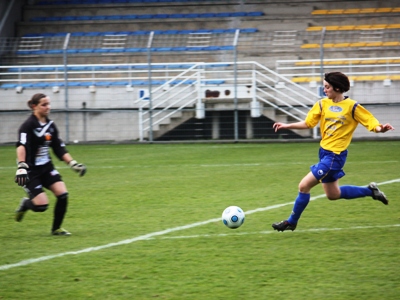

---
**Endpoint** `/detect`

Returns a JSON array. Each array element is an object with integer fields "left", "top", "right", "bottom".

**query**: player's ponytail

[{"left": 27, "top": 93, "right": 47, "bottom": 109}]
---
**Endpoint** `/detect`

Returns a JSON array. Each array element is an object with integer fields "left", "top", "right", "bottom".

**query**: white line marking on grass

[
  {"left": 1, "top": 178, "right": 399, "bottom": 271},
  {"left": 152, "top": 224, "right": 400, "bottom": 240}
]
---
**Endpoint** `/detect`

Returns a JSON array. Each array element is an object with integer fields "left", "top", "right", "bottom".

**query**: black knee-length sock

[{"left": 52, "top": 193, "right": 68, "bottom": 232}]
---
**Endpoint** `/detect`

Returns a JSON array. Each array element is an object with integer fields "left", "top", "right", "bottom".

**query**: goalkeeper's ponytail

[{"left": 27, "top": 93, "right": 47, "bottom": 109}]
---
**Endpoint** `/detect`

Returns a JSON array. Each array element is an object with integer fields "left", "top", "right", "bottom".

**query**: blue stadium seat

[
  {"left": 85, "top": 32, "right": 102, "bottom": 36},
  {"left": 60, "top": 16, "right": 76, "bottom": 21},
  {"left": 108, "top": 49, "right": 124, "bottom": 53},
  {"left": 137, "top": 14, "right": 154, "bottom": 19},
  {"left": 31, "top": 83, "right": 50, "bottom": 88},
  {"left": 203, "top": 80, "right": 225, "bottom": 85},
  {"left": 198, "top": 13, "right": 215, "bottom": 18},
  {"left": 1, "top": 83, "right": 18, "bottom": 89},
  {"left": 69, "top": 66, "right": 89, "bottom": 71},
  {"left": 215, "top": 12, "right": 231, "bottom": 17},
  {"left": 93, "top": 49, "right": 108, "bottom": 53},
  {"left": 39, "top": 67, "right": 57, "bottom": 71},
  {"left": 154, "top": 47, "right": 173, "bottom": 52},
  {"left": 125, "top": 48, "right": 146, "bottom": 52},
  {"left": 71, "top": 32, "right": 86, "bottom": 36},
  {"left": 247, "top": 11, "right": 264, "bottom": 16},
  {"left": 121, "top": 15, "right": 138, "bottom": 20},
  {"left": 229, "top": 12, "right": 246, "bottom": 17},
  {"left": 46, "top": 50, "right": 63, "bottom": 54},
  {"left": 130, "top": 30, "right": 149, "bottom": 35},
  {"left": 91, "top": 16, "right": 107, "bottom": 20},
  {"left": 110, "top": 81, "right": 130, "bottom": 86},
  {"left": 169, "top": 14, "right": 185, "bottom": 18},
  {"left": 95, "top": 81, "right": 113, "bottom": 86},
  {"left": 105, "top": 15, "right": 123, "bottom": 20},
  {"left": 75, "top": 16, "right": 91, "bottom": 20}
]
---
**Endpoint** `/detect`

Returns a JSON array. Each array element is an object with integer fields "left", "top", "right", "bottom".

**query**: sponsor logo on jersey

[{"left": 329, "top": 106, "right": 343, "bottom": 112}]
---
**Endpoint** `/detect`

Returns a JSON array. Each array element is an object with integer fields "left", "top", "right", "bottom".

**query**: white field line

[
  {"left": 1, "top": 178, "right": 399, "bottom": 271},
  {"left": 153, "top": 224, "right": 400, "bottom": 240}
]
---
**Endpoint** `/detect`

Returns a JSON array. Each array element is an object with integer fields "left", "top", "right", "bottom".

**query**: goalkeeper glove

[
  {"left": 69, "top": 160, "right": 87, "bottom": 177},
  {"left": 15, "top": 162, "right": 29, "bottom": 186}
]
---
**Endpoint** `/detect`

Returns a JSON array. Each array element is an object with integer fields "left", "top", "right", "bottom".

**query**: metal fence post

[
  {"left": 63, "top": 33, "right": 71, "bottom": 143},
  {"left": 147, "top": 31, "right": 154, "bottom": 142},
  {"left": 233, "top": 29, "right": 240, "bottom": 141}
]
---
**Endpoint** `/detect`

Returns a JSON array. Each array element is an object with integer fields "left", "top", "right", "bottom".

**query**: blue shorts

[{"left": 310, "top": 147, "right": 347, "bottom": 183}]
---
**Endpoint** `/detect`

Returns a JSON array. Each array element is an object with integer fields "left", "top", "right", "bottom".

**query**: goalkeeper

[{"left": 14, "top": 93, "right": 86, "bottom": 236}]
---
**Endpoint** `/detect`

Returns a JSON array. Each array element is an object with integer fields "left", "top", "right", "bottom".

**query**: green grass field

[{"left": 1, "top": 141, "right": 399, "bottom": 300}]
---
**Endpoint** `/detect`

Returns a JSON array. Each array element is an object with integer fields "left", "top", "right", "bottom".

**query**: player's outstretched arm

[{"left": 273, "top": 121, "right": 309, "bottom": 132}]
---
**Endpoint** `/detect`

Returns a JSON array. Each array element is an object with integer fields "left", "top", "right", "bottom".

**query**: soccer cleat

[
  {"left": 272, "top": 220, "right": 297, "bottom": 232},
  {"left": 368, "top": 182, "right": 389, "bottom": 205},
  {"left": 15, "top": 197, "right": 29, "bottom": 222},
  {"left": 52, "top": 228, "right": 71, "bottom": 236}
]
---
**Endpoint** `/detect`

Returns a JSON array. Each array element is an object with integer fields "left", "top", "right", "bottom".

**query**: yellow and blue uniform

[
  {"left": 306, "top": 97, "right": 381, "bottom": 154},
  {"left": 305, "top": 97, "right": 381, "bottom": 183}
]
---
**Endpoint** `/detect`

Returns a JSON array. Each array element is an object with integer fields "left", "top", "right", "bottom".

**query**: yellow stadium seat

[
  {"left": 294, "top": 61, "right": 313, "bottom": 66},
  {"left": 382, "top": 41, "right": 400, "bottom": 46},
  {"left": 390, "top": 75, "right": 400, "bottom": 80},
  {"left": 349, "top": 42, "right": 367, "bottom": 47},
  {"left": 360, "top": 60, "right": 377, "bottom": 64},
  {"left": 300, "top": 44, "right": 319, "bottom": 49},
  {"left": 392, "top": 7, "right": 400, "bottom": 12},
  {"left": 355, "top": 25, "right": 373, "bottom": 30},
  {"left": 370, "top": 24, "right": 388, "bottom": 29},
  {"left": 354, "top": 76, "right": 374, "bottom": 81},
  {"left": 333, "top": 43, "right": 350, "bottom": 48},
  {"left": 311, "top": 10, "right": 329, "bottom": 15},
  {"left": 365, "top": 42, "right": 383, "bottom": 47},
  {"left": 323, "top": 43, "right": 335, "bottom": 48},
  {"left": 291, "top": 77, "right": 308, "bottom": 83},
  {"left": 375, "top": 8, "right": 393, "bottom": 13},
  {"left": 338, "top": 25, "right": 356, "bottom": 30},
  {"left": 387, "top": 24, "right": 400, "bottom": 28},
  {"left": 291, "top": 77, "right": 319, "bottom": 83},
  {"left": 343, "top": 9, "right": 360, "bottom": 14},
  {"left": 376, "top": 59, "right": 394, "bottom": 64},
  {"left": 324, "top": 26, "right": 340, "bottom": 30},
  {"left": 328, "top": 9, "right": 344, "bottom": 14},
  {"left": 359, "top": 8, "right": 377, "bottom": 13},
  {"left": 373, "top": 75, "right": 389, "bottom": 81}
]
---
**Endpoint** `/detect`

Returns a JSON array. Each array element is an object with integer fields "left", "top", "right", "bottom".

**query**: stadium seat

[{"left": 1, "top": 83, "right": 18, "bottom": 89}]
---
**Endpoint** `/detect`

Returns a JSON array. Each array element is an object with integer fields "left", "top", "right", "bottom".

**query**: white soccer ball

[{"left": 222, "top": 206, "right": 245, "bottom": 229}]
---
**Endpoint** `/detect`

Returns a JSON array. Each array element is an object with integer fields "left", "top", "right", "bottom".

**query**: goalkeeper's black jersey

[{"left": 16, "top": 114, "right": 68, "bottom": 168}]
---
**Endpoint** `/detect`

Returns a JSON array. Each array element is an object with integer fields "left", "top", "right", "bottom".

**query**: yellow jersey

[{"left": 305, "top": 97, "right": 381, "bottom": 154}]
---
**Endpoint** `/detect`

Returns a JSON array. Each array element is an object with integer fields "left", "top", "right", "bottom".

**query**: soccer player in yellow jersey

[{"left": 271, "top": 72, "right": 395, "bottom": 232}]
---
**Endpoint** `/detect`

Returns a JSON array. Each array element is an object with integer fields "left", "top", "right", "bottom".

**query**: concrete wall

[{"left": 1, "top": 81, "right": 399, "bottom": 144}]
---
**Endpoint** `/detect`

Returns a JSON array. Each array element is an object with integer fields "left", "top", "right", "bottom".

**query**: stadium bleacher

[
  {"left": 23, "top": 28, "right": 258, "bottom": 37},
  {"left": 29, "top": 12, "right": 264, "bottom": 22},
  {"left": 311, "top": 7, "right": 400, "bottom": 15}
]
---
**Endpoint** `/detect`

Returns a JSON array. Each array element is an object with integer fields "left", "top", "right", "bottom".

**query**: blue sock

[
  {"left": 340, "top": 185, "right": 372, "bottom": 199},
  {"left": 287, "top": 192, "right": 310, "bottom": 224}
]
